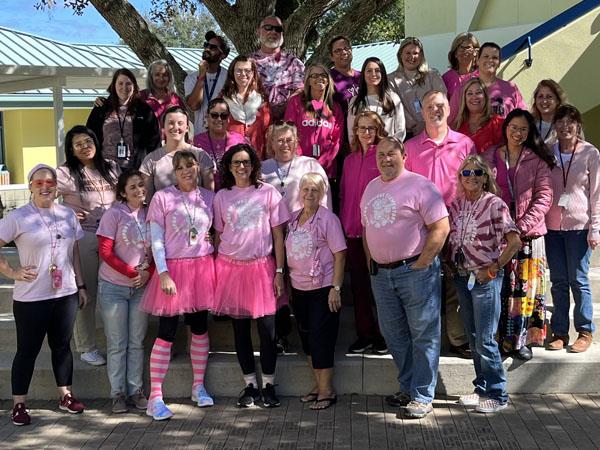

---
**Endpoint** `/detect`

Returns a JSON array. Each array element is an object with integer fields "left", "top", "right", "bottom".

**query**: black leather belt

[{"left": 376, "top": 254, "right": 420, "bottom": 269}]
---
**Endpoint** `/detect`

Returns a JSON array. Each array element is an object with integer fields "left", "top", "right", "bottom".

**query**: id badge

[
  {"left": 467, "top": 272, "right": 476, "bottom": 291},
  {"left": 51, "top": 268, "right": 63, "bottom": 290},
  {"left": 558, "top": 193, "right": 570, "bottom": 208},
  {"left": 312, "top": 144, "right": 321, "bottom": 157},
  {"left": 413, "top": 99, "right": 422, "bottom": 114},
  {"left": 117, "top": 143, "right": 128, "bottom": 159},
  {"left": 188, "top": 227, "right": 199, "bottom": 246}
]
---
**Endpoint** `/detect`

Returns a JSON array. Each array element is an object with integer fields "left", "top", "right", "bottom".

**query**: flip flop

[
  {"left": 310, "top": 396, "right": 337, "bottom": 410},
  {"left": 300, "top": 392, "right": 319, "bottom": 403}
]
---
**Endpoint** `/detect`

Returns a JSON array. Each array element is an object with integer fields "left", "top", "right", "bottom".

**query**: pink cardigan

[
  {"left": 483, "top": 146, "right": 553, "bottom": 238},
  {"left": 545, "top": 140, "right": 600, "bottom": 241}
]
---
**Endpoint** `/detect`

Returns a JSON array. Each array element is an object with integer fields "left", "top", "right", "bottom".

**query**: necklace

[
  {"left": 125, "top": 203, "right": 150, "bottom": 270},
  {"left": 32, "top": 202, "right": 61, "bottom": 274}
]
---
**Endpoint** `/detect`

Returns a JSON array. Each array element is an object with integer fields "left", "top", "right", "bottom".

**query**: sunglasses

[
  {"left": 209, "top": 112, "right": 229, "bottom": 120},
  {"left": 31, "top": 179, "right": 57, "bottom": 188},
  {"left": 461, "top": 169, "right": 484, "bottom": 177},
  {"left": 262, "top": 24, "right": 284, "bottom": 33},
  {"left": 274, "top": 120, "right": 296, "bottom": 126},
  {"left": 203, "top": 42, "right": 222, "bottom": 52}
]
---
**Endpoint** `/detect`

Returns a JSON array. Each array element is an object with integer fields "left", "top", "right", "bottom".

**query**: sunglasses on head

[
  {"left": 262, "top": 24, "right": 283, "bottom": 33},
  {"left": 461, "top": 169, "right": 484, "bottom": 177},
  {"left": 209, "top": 112, "right": 229, "bottom": 120},
  {"left": 31, "top": 179, "right": 57, "bottom": 188},
  {"left": 274, "top": 120, "right": 295, "bottom": 126},
  {"left": 203, "top": 42, "right": 222, "bottom": 52}
]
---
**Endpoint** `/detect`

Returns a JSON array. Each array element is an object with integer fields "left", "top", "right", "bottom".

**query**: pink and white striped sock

[
  {"left": 149, "top": 338, "right": 172, "bottom": 401},
  {"left": 190, "top": 333, "right": 209, "bottom": 389}
]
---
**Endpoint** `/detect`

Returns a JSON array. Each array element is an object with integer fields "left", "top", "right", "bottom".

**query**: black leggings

[
  {"left": 232, "top": 315, "right": 276, "bottom": 375},
  {"left": 157, "top": 311, "right": 208, "bottom": 342},
  {"left": 12, "top": 294, "right": 79, "bottom": 395}
]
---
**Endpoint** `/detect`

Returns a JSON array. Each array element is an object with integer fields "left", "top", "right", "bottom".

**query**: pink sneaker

[
  {"left": 59, "top": 393, "right": 85, "bottom": 414},
  {"left": 12, "top": 403, "right": 31, "bottom": 426}
]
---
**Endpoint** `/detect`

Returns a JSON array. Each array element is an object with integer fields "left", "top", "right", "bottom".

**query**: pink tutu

[
  {"left": 213, "top": 254, "right": 277, "bottom": 318},
  {"left": 140, "top": 256, "right": 215, "bottom": 317}
]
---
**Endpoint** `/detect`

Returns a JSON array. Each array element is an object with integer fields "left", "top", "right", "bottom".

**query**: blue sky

[{"left": 0, "top": 0, "right": 150, "bottom": 44}]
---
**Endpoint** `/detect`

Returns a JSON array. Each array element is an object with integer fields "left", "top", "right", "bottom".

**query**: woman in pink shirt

[
  {"left": 453, "top": 78, "right": 504, "bottom": 153},
  {"left": 442, "top": 32, "right": 480, "bottom": 101},
  {"left": 286, "top": 173, "right": 346, "bottom": 410},
  {"left": 141, "top": 151, "right": 217, "bottom": 420},
  {"left": 212, "top": 144, "right": 290, "bottom": 409},
  {"left": 57, "top": 125, "right": 121, "bottom": 367},
  {"left": 482, "top": 109, "right": 554, "bottom": 360},
  {"left": 545, "top": 105, "right": 599, "bottom": 353},
  {"left": 340, "top": 111, "right": 387, "bottom": 354},
  {"left": 139, "top": 60, "right": 186, "bottom": 121},
  {"left": 97, "top": 170, "right": 153, "bottom": 413},
  {"left": 221, "top": 56, "right": 271, "bottom": 159},
  {"left": 284, "top": 64, "right": 344, "bottom": 180},
  {"left": 531, "top": 79, "right": 568, "bottom": 145}
]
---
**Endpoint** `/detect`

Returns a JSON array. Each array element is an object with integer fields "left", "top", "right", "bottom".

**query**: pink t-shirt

[
  {"left": 213, "top": 182, "right": 290, "bottom": 260},
  {"left": 147, "top": 185, "right": 215, "bottom": 259},
  {"left": 261, "top": 155, "right": 331, "bottom": 212},
  {"left": 139, "top": 89, "right": 186, "bottom": 121},
  {"left": 361, "top": 170, "right": 448, "bottom": 263},
  {"left": 448, "top": 192, "right": 518, "bottom": 270},
  {"left": 442, "top": 69, "right": 479, "bottom": 101},
  {"left": 285, "top": 207, "right": 347, "bottom": 291},
  {"left": 96, "top": 203, "right": 152, "bottom": 287},
  {"left": 57, "top": 161, "right": 120, "bottom": 232},
  {"left": 405, "top": 129, "right": 477, "bottom": 206},
  {"left": 0, "top": 203, "right": 84, "bottom": 302}
]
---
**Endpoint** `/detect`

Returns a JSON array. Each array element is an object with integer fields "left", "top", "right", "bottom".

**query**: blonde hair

[
  {"left": 453, "top": 78, "right": 491, "bottom": 130},
  {"left": 351, "top": 111, "right": 388, "bottom": 152},
  {"left": 299, "top": 172, "right": 327, "bottom": 202},
  {"left": 302, "top": 64, "right": 335, "bottom": 118},
  {"left": 397, "top": 37, "right": 429, "bottom": 85},
  {"left": 265, "top": 122, "right": 298, "bottom": 158},
  {"left": 448, "top": 33, "right": 480, "bottom": 70},
  {"left": 456, "top": 155, "right": 498, "bottom": 197},
  {"left": 531, "top": 79, "right": 568, "bottom": 122}
]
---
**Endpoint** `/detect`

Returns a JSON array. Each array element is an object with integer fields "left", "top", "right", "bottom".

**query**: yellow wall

[
  {"left": 582, "top": 105, "right": 600, "bottom": 149},
  {"left": 478, "top": 0, "right": 577, "bottom": 29},
  {"left": 3, "top": 108, "right": 90, "bottom": 183}
]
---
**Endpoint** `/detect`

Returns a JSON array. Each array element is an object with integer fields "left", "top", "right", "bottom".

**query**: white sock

[
  {"left": 243, "top": 373, "right": 257, "bottom": 387},
  {"left": 262, "top": 373, "right": 275, "bottom": 388}
]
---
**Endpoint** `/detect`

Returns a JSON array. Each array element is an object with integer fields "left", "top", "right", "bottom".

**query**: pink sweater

[
  {"left": 483, "top": 146, "right": 553, "bottom": 238},
  {"left": 339, "top": 145, "right": 380, "bottom": 237},
  {"left": 545, "top": 140, "right": 600, "bottom": 241}
]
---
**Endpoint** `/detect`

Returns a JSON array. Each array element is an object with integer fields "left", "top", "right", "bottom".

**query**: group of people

[{"left": 0, "top": 16, "right": 598, "bottom": 426}]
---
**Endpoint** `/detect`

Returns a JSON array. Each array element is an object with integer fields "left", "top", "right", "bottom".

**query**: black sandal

[
  {"left": 300, "top": 392, "right": 319, "bottom": 403},
  {"left": 310, "top": 396, "right": 337, "bottom": 410}
]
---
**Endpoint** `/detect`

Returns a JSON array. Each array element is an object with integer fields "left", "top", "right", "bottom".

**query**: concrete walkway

[{"left": 2, "top": 394, "right": 600, "bottom": 449}]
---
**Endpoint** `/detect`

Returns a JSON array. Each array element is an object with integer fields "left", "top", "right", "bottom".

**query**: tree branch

[{"left": 284, "top": 0, "right": 341, "bottom": 57}]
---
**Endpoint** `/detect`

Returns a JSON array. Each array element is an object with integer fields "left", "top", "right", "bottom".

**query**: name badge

[{"left": 558, "top": 193, "right": 570, "bottom": 208}]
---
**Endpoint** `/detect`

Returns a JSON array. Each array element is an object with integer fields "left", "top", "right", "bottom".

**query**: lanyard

[
  {"left": 457, "top": 195, "right": 482, "bottom": 258},
  {"left": 539, "top": 121, "right": 553, "bottom": 141},
  {"left": 181, "top": 188, "right": 198, "bottom": 229},
  {"left": 204, "top": 68, "right": 221, "bottom": 104},
  {"left": 32, "top": 203, "right": 60, "bottom": 269},
  {"left": 275, "top": 157, "right": 295, "bottom": 188},
  {"left": 207, "top": 133, "right": 228, "bottom": 166},
  {"left": 125, "top": 204, "right": 149, "bottom": 263},
  {"left": 558, "top": 143, "right": 577, "bottom": 188},
  {"left": 116, "top": 106, "right": 127, "bottom": 141}
]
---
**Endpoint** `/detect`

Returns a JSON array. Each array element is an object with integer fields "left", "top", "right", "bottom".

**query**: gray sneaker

[
  {"left": 112, "top": 394, "right": 128, "bottom": 414},
  {"left": 403, "top": 401, "right": 433, "bottom": 419},
  {"left": 129, "top": 390, "right": 148, "bottom": 410}
]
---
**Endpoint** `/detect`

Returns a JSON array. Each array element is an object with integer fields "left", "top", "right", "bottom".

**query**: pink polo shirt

[
  {"left": 213, "top": 182, "right": 290, "bottom": 260},
  {"left": 405, "top": 129, "right": 476, "bottom": 206},
  {"left": 361, "top": 170, "right": 448, "bottom": 264},
  {"left": 285, "top": 207, "right": 347, "bottom": 291}
]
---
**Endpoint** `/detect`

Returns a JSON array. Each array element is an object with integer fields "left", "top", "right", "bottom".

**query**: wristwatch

[
  {"left": 275, "top": 267, "right": 284, "bottom": 274},
  {"left": 333, "top": 285, "right": 341, "bottom": 292}
]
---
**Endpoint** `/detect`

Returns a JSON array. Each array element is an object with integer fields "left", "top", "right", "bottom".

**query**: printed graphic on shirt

[
  {"left": 288, "top": 229, "right": 314, "bottom": 260},
  {"left": 364, "top": 193, "right": 397, "bottom": 229},
  {"left": 170, "top": 204, "right": 211, "bottom": 235},
  {"left": 120, "top": 218, "right": 149, "bottom": 250},
  {"left": 226, "top": 199, "right": 265, "bottom": 232},
  {"left": 449, "top": 210, "right": 477, "bottom": 248},
  {"left": 301, "top": 118, "right": 333, "bottom": 129}
]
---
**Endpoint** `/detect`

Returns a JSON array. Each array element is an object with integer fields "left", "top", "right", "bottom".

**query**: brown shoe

[
  {"left": 569, "top": 331, "right": 592, "bottom": 353},
  {"left": 546, "top": 335, "right": 569, "bottom": 351}
]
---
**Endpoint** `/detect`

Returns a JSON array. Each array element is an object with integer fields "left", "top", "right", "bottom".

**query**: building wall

[
  {"left": 582, "top": 105, "right": 600, "bottom": 149},
  {"left": 3, "top": 108, "right": 90, "bottom": 183}
]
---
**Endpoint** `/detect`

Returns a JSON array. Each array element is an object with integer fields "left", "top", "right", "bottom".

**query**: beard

[
  {"left": 260, "top": 34, "right": 284, "bottom": 50},
  {"left": 202, "top": 50, "right": 221, "bottom": 63}
]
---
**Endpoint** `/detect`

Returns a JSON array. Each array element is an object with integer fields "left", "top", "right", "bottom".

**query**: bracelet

[
  {"left": 77, "top": 284, "right": 87, "bottom": 291},
  {"left": 487, "top": 268, "right": 497, "bottom": 279}
]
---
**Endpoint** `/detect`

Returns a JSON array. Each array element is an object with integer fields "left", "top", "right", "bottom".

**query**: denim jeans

[
  {"left": 98, "top": 280, "right": 148, "bottom": 398},
  {"left": 454, "top": 272, "right": 507, "bottom": 403},
  {"left": 370, "top": 257, "right": 441, "bottom": 403},
  {"left": 545, "top": 230, "right": 594, "bottom": 335}
]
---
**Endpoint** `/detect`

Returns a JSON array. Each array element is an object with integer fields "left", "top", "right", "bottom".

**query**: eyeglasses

[
  {"left": 461, "top": 169, "right": 484, "bottom": 177},
  {"left": 234, "top": 69, "right": 253, "bottom": 76},
  {"left": 203, "top": 42, "right": 222, "bottom": 52},
  {"left": 508, "top": 124, "right": 529, "bottom": 134},
  {"left": 31, "top": 179, "right": 57, "bottom": 188},
  {"left": 457, "top": 44, "right": 476, "bottom": 52},
  {"left": 73, "top": 138, "right": 94, "bottom": 150},
  {"left": 308, "top": 73, "right": 328, "bottom": 80},
  {"left": 262, "top": 24, "right": 283, "bottom": 33},
  {"left": 332, "top": 46, "right": 352, "bottom": 55},
  {"left": 209, "top": 112, "right": 229, "bottom": 120},
  {"left": 231, "top": 160, "right": 252, "bottom": 167},
  {"left": 357, "top": 126, "right": 377, "bottom": 133}
]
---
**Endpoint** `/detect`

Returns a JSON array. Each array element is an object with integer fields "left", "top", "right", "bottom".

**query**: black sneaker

[
  {"left": 385, "top": 391, "right": 411, "bottom": 407},
  {"left": 276, "top": 337, "right": 289, "bottom": 355},
  {"left": 262, "top": 383, "right": 281, "bottom": 408},
  {"left": 347, "top": 337, "right": 372, "bottom": 354},
  {"left": 372, "top": 336, "right": 388, "bottom": 354},
  {"left": 237, "top": 383, "right": 260, "bottom": 408}
]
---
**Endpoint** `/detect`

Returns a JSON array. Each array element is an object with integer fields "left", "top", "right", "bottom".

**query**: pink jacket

[
  {"left": 339, "top": 145, "right": 380, "bottom": 237},
  {"left": 483, "top": 146, "right": 553, "bottom": 238},
  {"left": 545, "top": 140, "right": 600, "bottom": 241}
]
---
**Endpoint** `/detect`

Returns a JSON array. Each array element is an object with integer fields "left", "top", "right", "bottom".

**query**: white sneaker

[
  {"left": 458, "top": 393, "right": 480, "bottom": 406},
  {"left": 191, "top": 384, "right": 214, "bottom": 408},
  {"left": 80, "top": 350, "right": 106, "bottom": 366},
  {"left": 146, "top": 398, "right": 174, "bottom": 420},
  {"left": 476, "top": 398, "right": 508, "bottom": 413}
]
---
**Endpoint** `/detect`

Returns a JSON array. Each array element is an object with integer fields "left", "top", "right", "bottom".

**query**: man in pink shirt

[
  {"left": 405, "top": 90, "right": 476, "bottom": 359},
  {"left": 361, "top": 137, "right": 449, "bottom": 419}
]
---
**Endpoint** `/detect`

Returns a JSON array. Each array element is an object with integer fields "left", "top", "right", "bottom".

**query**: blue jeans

[
  {"left": 454, "top": 272, "right": 507, "bottom": 403},
  {"left": 370, "top": 258, "right": 441, "bottom": 403},
  {"left": 545, "top": 230, "right": 594, "bottom": 335},
  {"left": 98, "top": 280, "right": 148, "bottom": 398}
]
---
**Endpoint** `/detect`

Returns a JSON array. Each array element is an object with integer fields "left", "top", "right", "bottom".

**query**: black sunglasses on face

[
  {"left": 209, "top": 112, "right": 229, "bottom": 120},
  {"left": 203, "top": 42, "right": 222, "bottom": 52},
  {"left": 461, "top": 169, "right": 484, "bottom": 177},
  {"left": 262, "top": 24, "right": 284, "bottom": 33}
]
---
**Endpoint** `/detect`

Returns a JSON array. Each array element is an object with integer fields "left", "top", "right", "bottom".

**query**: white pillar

[{"left": 52, "top": 83, "right": 65, "bottom": 165}]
